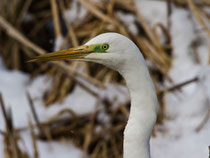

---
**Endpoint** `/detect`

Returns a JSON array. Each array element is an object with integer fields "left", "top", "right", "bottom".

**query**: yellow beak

[{"left": 28, "top": 45, "right": 92, "bottom": 63}]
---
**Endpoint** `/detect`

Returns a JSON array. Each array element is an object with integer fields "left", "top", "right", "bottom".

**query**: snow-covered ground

[
  {"left": 149, "top": 5, "right": 210, "bottom": 158},
  {"left": 0, "top": 1, "right": 210, "bottom": 158}
]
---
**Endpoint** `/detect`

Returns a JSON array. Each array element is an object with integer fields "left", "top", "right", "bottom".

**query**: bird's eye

[{"left": 101, "top": 44, "right": 109, "bottom": 50}]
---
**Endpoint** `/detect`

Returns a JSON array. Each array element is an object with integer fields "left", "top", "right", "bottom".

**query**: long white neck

[
  {"left": 85, "top": 33, "right": 158, "bottom": 158},
  {"left": 119, "top": 53, "right": 158, "bottom": 158}
]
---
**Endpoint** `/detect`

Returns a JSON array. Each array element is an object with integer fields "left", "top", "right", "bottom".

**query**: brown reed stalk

[
  {"left": 0, "top": 16, "right": 104, "bottom": 89},
  {"left": 28, "top": 119, "right": 39, "bottom": 158},
  {"left": 50, "top": 0, "right": 62, "bottom": 37},
  {"left": 186, "top": 0, "right": 210, "bottom": 36}
]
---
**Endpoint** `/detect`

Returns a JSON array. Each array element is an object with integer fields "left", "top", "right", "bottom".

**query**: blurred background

[{"left": 0, "top": 0, "right": 209, "bottom": 158}]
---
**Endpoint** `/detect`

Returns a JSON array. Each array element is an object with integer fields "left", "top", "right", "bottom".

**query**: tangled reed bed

[{"left": 0, "top": 0, "right": 209, "bottom": 157}]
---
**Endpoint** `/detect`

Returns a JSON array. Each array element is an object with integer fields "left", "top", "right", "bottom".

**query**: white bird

[{"left": 29, "top": 33, "right": 158, "bottom": 158}]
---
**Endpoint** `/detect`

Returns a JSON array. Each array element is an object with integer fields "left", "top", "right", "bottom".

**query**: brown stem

[
  {"left": 0, "top": 16, "right": 104, "bottom": 95},
  {"left": 158, "top": 77, "right": 198, "bottom": 94},
  {"left": 26, "top": 92, "right": 45, "bottom": 136}
]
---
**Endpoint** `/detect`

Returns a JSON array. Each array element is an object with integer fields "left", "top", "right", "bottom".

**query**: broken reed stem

[
  {"left": 4, "top": 107, "right": 21, "bottom": 158},
  {"left": 26, "top": 92, "right": 45, "bottom": 136},
  {"left": 167, "top": 0, "right": 172, "bottom": 34},
  {"left": 0, "top": 95, "right": 21, "bottom": 157},
  {"left": 77, "top": 0, "right": 114, "bottom": 24},
  {"left": 59, "top": 0, "right": 87, "bottom": 75},
  {"left": 186, "top": 0, "right": 210, "bottom": 37},
  {"left": 50, "top": 0, "right": 62, "bottom": 37},
  {"left": 132, "top": 0, "right": 171, "bottom": 67},
  {"left": 16, "top": 0, "right": 32, "bottom": 26},
  {"left": 59, "top": 0, "right": 79, "bottom": 47},
  {"left": 195, "top": 108, "right": 210, "bottom": 132},
  {"left": 0, "top": 130, "right": 5, "bottom": 135},
  {"left": 0, "top": 16, "right": 46, "bottom": 55},
  {"left": 135, "top": 36, "right": 171, "bottom": 79},
  {"left": 77, "top": 0, "right": 128, "bottom": 36},
  {"left": 209, "top": 145, "right": 210, "bottom": 158},
  {"left": 209, "top": 44, "right": 210, "bottom": 64},
  {"left": 54, "top": 62, "right": 103, "bottom": 93},
  {"left": 28, "top": 118, "right": 39, "bottom": 158},
  {"left": 133, "top": 4, "right": 156, "bottom": 46},
  {"left": 0, "top": 93, "right": 10, "bottom": 129},
  {"left": 82, "top": 111, "right": 97, "bottom": 157},
  {"left": 157, "top": 0, "right": 210, "bottom": 6},
  {"left": 47, "top": 108, "right": 77, "bottom": 123},
  {"left": 158, "top": 77, "right": 198, "bottom": 94}
]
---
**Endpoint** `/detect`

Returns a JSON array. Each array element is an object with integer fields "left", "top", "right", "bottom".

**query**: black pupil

[{"left": 103, "top": 45, "right": 107, "bottom": 49}]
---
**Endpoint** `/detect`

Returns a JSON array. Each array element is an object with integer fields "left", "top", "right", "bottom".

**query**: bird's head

[{"left": 28, "top": 33, "right": 141, "bottom": 71}]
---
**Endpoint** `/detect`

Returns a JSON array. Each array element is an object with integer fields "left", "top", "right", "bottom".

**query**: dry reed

[{"left": 0, "top": 0, "right": 209, "bottom": 158}]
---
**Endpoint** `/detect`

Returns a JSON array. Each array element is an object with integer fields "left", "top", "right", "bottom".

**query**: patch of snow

[
  {"left": 100, "top": 84, "right": 129, "bottom": 109},
  {"left": 0, "top": 57, "right": 6, "bottom": 70},
  {"left": 0, "top": 136, "right": 3, "bottom": 157},
  {"left": 19, "top": 131, "right": 83, "bottom": 158},
  {"left": 0, "top": 66, "right": 30, "bottom": 129},
  {"left": 135, "top": 0, "right": 167, "bottom": 27},
  {"left": 76, "top": 75, "right": 130, "bottom": 110},
  {"left": 64, "top": 0, "right": 88, "bottom": 25},
  {"left": 0, "top": 59, "right": 95, "bottom": 158},
  {"left": 116, "top": 11, "right": 138, "bottom": 35},
  {"left": 54, "top": 35, "right": 64, "bottom": 51},
  {"left": 198, "top": 66, "right": 210, "bottom": 99},
  {"left": 151, "top": 7, "right": 210, "bottom": 158},
  {"left": 27, "top": 76, "right": 97, "bottom": 123},
  {"left": 57, "top": 85, "right": 96, "bottom": 115}
]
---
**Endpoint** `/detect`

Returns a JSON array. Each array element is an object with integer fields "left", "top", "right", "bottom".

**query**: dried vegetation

[{"left": 0, "top": 0, "right": 209, "bottom": 157}]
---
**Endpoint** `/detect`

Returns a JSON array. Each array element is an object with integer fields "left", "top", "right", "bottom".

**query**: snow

[
  {"left": 19, "top": 131, "right": 83, "bottom": 158},
  {"left": 54, "top": 35, "right": 64, "bottom": 51},
  {"left": 0, "top": 58, "right": 92, "bottom": 157},
  {"left": 116, "top": 11, "right": 138, "bottom": 35},
  {"left": 64, "top": 0, "right": 88, "bottom": 25},
  {"left": 150, "top": 7, "right": 210, "bottom": 158},
  {"left": 0, "top": 62, "right": 30, "bottom": 129},
  {"left": 0, "top": 1, "right": 210, "bottom": 158},
  {"left": 198, "top": 66, "right": 210, "bottom": 100},
  {"left": 134, "top": 0, "right": 167, "bottom": 27}
]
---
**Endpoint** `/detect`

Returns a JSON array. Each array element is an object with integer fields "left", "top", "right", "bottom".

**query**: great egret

[{"left": 29, "top": 33, "right": 158, "bottom": 158}]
